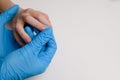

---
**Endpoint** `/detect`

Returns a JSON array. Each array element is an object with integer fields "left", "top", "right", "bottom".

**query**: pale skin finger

[
  {"left": 37, "top": 13, "right": 53, "bottom": 27},
  {"left": 13, "top": 30, "right": 25, "bottom": 46},
  {"left": 23, "top": 15, "right": 46, "bottom": 31},
  {"left": 12, "top": 19, "right": 26, "bottom": 46},
  {"left": 24, "top": 8, "right": 52, "bottom": 27},
  {"left": 15, "top": 19, "right": 31, "bottom": 43}
]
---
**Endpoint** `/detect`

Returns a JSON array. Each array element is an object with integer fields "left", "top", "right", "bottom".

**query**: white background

[{"left": 12, "top": 0, "right": 120, "bottom": 80}]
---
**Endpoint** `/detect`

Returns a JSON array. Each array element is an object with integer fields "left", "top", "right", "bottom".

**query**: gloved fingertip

[{"left": 25, "top": 26, "right": 34, "bottom": 39}]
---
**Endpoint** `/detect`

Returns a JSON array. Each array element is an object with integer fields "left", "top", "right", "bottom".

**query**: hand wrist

[{"left": 0, "top": 0, "right": 15, "bottom": 12}]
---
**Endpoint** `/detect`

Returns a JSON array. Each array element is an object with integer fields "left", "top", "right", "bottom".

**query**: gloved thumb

[{"left": 0, "top": 5, "right": 19, "bottom": 25}]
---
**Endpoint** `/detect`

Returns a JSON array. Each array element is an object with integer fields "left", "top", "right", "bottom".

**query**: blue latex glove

[
  {"left": 0, "top": 5, "right": 20, "bottom": 66},
  {"left": 0, "top": 5, "right": 57, "bottom": 80},
  {"left": 0, "top": 26, "right": 57, "bottom": 80}
]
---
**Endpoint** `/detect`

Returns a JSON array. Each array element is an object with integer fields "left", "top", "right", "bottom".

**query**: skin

[{"left": 0, "top": 0, "right": 52, "bottom": 46}]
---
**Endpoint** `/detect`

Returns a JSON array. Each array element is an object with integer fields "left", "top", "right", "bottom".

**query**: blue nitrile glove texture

[
  {"left": 0, "top": 5, "right": 20, "bottom": 67},
  {"left": 0, "top": 5, "right": 57, "bottom": 80},
  {"left": 1, "top": 27, "right": 57, "bottom": 80}
]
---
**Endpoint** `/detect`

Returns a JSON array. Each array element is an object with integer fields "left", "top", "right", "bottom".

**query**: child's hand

[{"left": 8, "top": 8, "right": 52, "bottom": 46}]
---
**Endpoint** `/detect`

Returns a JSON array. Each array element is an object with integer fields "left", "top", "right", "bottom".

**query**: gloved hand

[
  {"left": 1, "top": 26, "right": 57, "bottom": 80},
  {"left": 0, "top": 5, "right": 19, "bottom": 67},
  {"left": 0, "top": 5, "right": 57, "bottom": 80}
]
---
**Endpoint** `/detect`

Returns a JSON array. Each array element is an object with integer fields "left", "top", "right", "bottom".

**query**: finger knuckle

[
  {"left": 21, "top": 13, "right": 26, "bottom": 17},
  {"left": 24, "top": 8, "right": 32, "bottom": 13},
  {"left": 37, "top": 13, "right": 42, "bottom": 17},
  {"left": 34, "top": 22, "right": 40, "bottom": 27},
  {"left": 45, "top": 14, "right": 49, "bottom": 19},
  {"left": 24, "top": 15, "right": 30, "bottom": 21},
  {"left": 42, "top": 13, "right": 49, "bottom": 19},
  {"left": 21, "top": 13, "right": 29, "bottom": 19}
]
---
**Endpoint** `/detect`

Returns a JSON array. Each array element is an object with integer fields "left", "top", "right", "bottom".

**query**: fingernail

[{"left": 26, "top": 38, "right": 31, "bottom": 43}]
